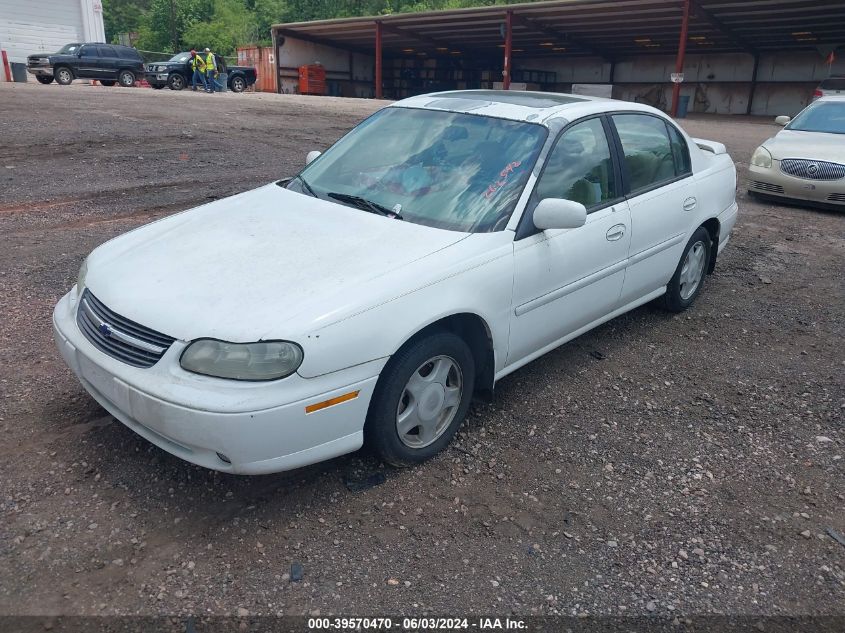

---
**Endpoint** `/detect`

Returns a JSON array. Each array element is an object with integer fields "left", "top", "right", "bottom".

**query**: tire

[
  {"left": 54, "top": 67, "right": 73, "bottom": 85},
  {"left": 365, "top": 332, "right": 475, "bottom": 467},
  {"left": 36, "top": 75, "right": 54, "bottom": 85},
  {"left": 661, "top": 227, "right": 712, "bottom": 313},
  {"left": 117, "top": 70, "right": 135, "bottom": 87},
  {"left": 168, "top": 73, "right": 185, "bottom": 91},
  {"left": 100, "top": 80, "right": 116, "bottom": 87},
  {"left": 229, "top": 76, "right": 246, "bottom": 93}
]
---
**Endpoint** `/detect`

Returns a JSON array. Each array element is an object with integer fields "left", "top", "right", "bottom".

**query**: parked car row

[{"left": 26, "top": 42, "right": 257, "bottom": 93}]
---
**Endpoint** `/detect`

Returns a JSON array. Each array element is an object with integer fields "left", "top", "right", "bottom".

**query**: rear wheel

[
  {"left": 366, "top": 332, "right": 475, "bottom": 467},
  {"left": 54, "top": 67, "right": 73, "bottom": 85},
  {"left": 36, "top": 75, "right": 54, "bottom": 84},
  {"left": 100, "top": 80, "right": 115, "bottom": 87},
  {"left": 168, "top": 73, "right": 185, "bottom": 90},
  {"left": 229, "top": 75, "right": 246, "bottom": 93},
  {"left": 117, "top": 70, "right": 135, "bottom": 87},
  {"left": 661, "top": 227, "right": 712, "bottom": 312}
]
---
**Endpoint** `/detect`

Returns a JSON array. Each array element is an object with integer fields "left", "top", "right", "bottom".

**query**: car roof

[{"left": 391, "top": 89, "right": 665, "bottom": 124}]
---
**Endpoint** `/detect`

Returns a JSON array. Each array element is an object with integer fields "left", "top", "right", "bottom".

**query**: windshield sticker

[{"left": 484, "top": 161, "right": 522, "bottom": 199}]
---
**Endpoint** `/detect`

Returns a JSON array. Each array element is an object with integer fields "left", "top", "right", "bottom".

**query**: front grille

[
  {"left": 828, "top": 193, "right": 845, "bottom": 202},
  {"left": 780, "top": 158, "right": 845, "bottom": 181},
  {"left": 76, "top": 289, "right": 175, "bottom": 368},
  {"left": 749, "top": 180, "right": 785, "bottom": 194}
]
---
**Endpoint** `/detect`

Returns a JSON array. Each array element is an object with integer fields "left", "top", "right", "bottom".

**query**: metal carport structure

[{"left": 272, "top": 0, "right": 845, "bottom": 115}]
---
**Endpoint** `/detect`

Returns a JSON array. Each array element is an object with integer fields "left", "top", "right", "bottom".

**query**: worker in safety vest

[
  {"left": 203, "top": 48, "right": 217, "bottom": 93},
  {"left": 189, "top": 50, "right": 207, "bottom": 92}
]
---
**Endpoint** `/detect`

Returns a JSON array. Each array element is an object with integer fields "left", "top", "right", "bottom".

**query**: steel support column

[
  {"left": 670, "top": 0, "right": 691, "bottom": 117},
  {"left": 746, "top": 53, "right": 760, "bottom": 115},
  {"left": 503, "top": 10, "right": 513, "bottom": 90},
  {"left": 375, "top": 20, "right": 383, "bottom": 99}
]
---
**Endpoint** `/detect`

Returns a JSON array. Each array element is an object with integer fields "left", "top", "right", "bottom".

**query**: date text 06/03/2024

[{"left": 306, "top": 617, "right": 528, "bottom": 630}]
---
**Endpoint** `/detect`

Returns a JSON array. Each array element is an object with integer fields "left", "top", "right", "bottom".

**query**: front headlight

[
  {"left": 180, "top": 339, "right": 304, "bottom": 381},
  {"left": 157, "top": 65, "right": 167, "bottom": 72},
  {"left": 76, "top": 258, "right": 88, "bottom": 297},
  {"left": 751, "top": 146, "right": 773, "bottom": 168}
]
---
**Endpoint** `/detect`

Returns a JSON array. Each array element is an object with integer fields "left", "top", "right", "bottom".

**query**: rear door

[
  {"left": 609, "top": 113, "right": 697, "bottom": 305},
  {"left": 96, "top": 45, "right": 120, "bottom": 80}
]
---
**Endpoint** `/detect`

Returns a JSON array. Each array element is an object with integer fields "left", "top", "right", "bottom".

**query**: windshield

[
  {"left": 169, "top": 52, "right": 191, "bottom": 62},
  {"left": 56, "top": 44, "right": 81, "bottom": 55},
  {"left": 289, "top": 107, "right": 547, "bottom": 233},
  {"left": 787, "top": 101, "right": 845, "bottom": 134}
]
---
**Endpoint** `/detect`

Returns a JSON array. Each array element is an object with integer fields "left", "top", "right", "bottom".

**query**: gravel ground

[{"left": 0, "top": 82, "right": 843, "bottom": 618}]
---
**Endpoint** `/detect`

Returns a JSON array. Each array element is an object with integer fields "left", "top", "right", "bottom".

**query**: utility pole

[{"left": 170, "top": 0, "right": 177, "bottom": 53}]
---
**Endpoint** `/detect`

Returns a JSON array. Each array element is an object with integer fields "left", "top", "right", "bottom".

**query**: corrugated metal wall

[{"left": 0, "top": 0, "right": 104, "bottom": 64}]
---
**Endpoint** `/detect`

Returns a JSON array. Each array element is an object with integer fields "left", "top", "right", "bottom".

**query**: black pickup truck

[{"left": 145, "top": 52, "right": 257, "bottom": 92}]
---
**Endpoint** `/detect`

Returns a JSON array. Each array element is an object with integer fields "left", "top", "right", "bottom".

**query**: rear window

[
  {"left": 819, "top": 78, "right": 845, "bottom": 90},
  {"left": 118, "top": 47, "right": 141, "bottom": 60}
]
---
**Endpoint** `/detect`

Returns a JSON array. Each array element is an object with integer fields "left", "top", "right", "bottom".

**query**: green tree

[{"left": 103, "top": 0, "right": 151, "bottom": 43}]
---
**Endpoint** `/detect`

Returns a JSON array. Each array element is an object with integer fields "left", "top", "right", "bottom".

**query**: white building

[{"left": 0, "top": 0, "right": 105, "bottom": 66}]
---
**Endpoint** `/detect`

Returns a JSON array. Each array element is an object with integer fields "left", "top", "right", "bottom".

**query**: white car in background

[
  {"left": 813, "top": 76, "right": 845, "bottom": 100},
  {"left": 53, "top": 90, "right": 738, "bottom": 475},
  {"left": 749, "top": 96, "right": 845, "bottom": 207}
]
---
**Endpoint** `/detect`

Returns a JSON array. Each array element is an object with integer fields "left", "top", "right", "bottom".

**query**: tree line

[{"left": 103, "top": 0, "right": 535, "bottom": 57}]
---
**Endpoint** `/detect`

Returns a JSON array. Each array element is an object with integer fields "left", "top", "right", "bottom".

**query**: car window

[
  {"left": 98, "top": 45, "right": 118, "bottom": 58},
  {"left": 666, "top": 122, "right": 691, "bottom": 176},
  {"left": 534, "top": 117, "right": 617, "bottom": 210},
  {"left": 117, "top": 47, "right": 139, "bottom": 60},
  {"left": 80, "top": 46, "right": 99, "bottom": 58},
  {"left": 787, "top": 101, "right": 845, "bottom": 134},
  {"left": 612, "top": 114, "right": 679, "bottom": 192},
  {"left": 819, "top": 78, "right": 845, "bottom": 90},
  {"left": 292, "top": 107, "right": 547, "bottom": 233}
]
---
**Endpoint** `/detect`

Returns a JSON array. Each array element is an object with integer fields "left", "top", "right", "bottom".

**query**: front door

[
  {"left": 509, "top": 116, "right": 631, "bottom": 367},
  {"left": 75, "top": 45, "right": 100, "bottom": 78}
]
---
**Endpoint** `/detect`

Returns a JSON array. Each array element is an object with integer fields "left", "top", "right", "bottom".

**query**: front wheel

[
  {"left": 54, "top": 67, "right": 73, "bottom": 85},
  {"left": 366, "top": 332, "right": 475, "bottom": 467},
  {"left": 168, "top": 73, "right": 185, "bottom": 91},
  {"left": 36, "top": 75, "right": 54, "bottom": 84},
  {"left": 117, "top": 70, "right": 135, "bottom": 87},
  {"left": 661, "top": 227, "right": 712, "bottom": 312},
  {"left": 229, "top": 76, "right": 246, "bottom": 93}
]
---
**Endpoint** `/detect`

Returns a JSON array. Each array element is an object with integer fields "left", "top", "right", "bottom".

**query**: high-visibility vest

[
  {"left": 191, "top": 56, "right": 206, "bottom": 72},
  {"left": 206, "top": 53, "right": 216, "bottom": 72}
]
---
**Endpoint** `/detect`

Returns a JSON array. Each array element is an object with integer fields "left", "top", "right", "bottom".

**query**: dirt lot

[{"left": 0, "top": 82, "right": 843, "bottom": 619}]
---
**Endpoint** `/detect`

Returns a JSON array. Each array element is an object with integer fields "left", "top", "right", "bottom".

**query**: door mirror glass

[
  {"left": 533, "top": 198, "right": 587, "bottom": 231},
  {"left": 775, "top": 115, "right": 791, "bottom": 126},
  {"left": 305, "top": 150, "right": 321, "bottom": 165}
]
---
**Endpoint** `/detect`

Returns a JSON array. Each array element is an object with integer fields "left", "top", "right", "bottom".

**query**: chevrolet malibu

[{"left": 53, "top": 91, "right": 738, "bottom": 474}]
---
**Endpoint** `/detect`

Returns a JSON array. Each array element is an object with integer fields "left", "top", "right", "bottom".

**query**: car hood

[
  {"left": 764, "top": 130, "right": 845, "bottom": 162},
  {"left": 85, "top": 184, "right": 470, "bottom": 342}
]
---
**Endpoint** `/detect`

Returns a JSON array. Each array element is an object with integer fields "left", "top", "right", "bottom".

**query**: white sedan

[{"left": 53, "top": 90, "right": 738, "bottom": 474}]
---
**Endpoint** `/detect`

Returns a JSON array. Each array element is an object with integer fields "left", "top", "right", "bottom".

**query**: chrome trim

[
  {"left": 780, "top": 158, "right": 845, "bottom": 181},
  {"left": 80, "top": 298, "right": 166, "bottom": 354}
]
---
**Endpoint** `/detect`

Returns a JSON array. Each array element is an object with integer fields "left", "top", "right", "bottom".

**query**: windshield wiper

[{"left": 327, "top": 192, "right": 403, "bottom": 220}]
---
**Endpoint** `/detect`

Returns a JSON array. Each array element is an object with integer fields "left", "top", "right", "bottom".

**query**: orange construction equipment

[{"left": 298, "top": 64, "right": 326, "bottom": 96}]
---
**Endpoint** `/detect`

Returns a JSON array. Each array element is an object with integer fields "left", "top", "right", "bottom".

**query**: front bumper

[
  {"left": 144, "top": 73, "right": 169, "bottom": 86},
  {"left": 52, "top": 289, "right": 381, "bottom": 474},
  {"left": 749, "top": 162, "right": 845, "bottom": 207},
  {"left": 27, "top": 65, "right": 53, "bottom": 76}
]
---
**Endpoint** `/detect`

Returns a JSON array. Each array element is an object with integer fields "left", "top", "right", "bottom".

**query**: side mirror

[
  {"left": 774, "top": 115, "right": 791, "bottom": 126},
  {"left": 305, "top": 150, "right": 321, "bottom": 165},
  {"left": 533, "top": 198, "right": 587, "bottom": 231}
]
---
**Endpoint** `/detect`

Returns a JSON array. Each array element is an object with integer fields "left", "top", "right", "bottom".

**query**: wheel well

[
  {"left": 397, "top": 314, "right": 495, "bottom": 402},
  {"left": 701, "top": 218, "right": 720, "bottom": 274}
]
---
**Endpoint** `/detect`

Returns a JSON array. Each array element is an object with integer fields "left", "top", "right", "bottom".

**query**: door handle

[
  {"left": 683, "top": 197, "right": 697, "bottom": 211},
  {"left": 606, "top": 224, "right": 626, "bottom": 241}
]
